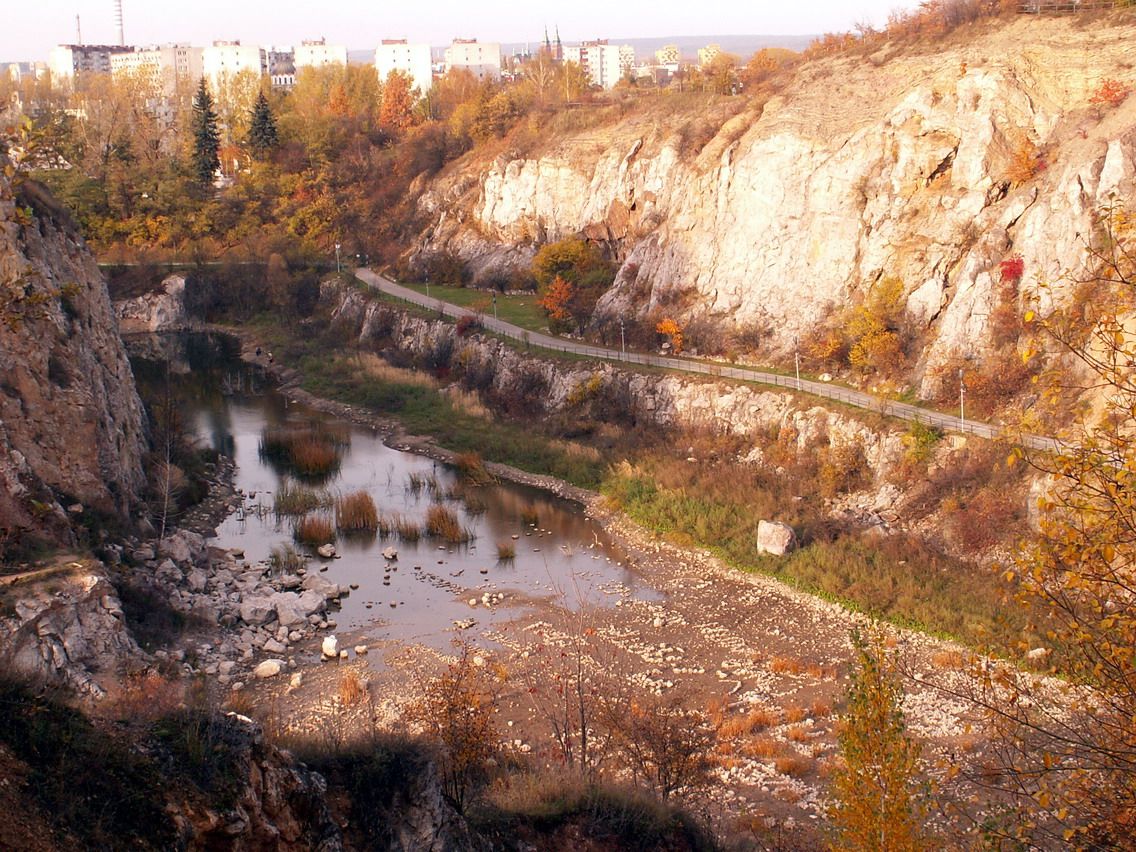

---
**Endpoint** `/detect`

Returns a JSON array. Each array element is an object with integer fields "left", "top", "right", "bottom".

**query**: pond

[{"left": 130, "top": 333, "right": 661, "bottom": 651}]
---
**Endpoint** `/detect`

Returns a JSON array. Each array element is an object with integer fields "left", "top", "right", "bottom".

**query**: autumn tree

[
  {"left": 829, "top": 628, "right": 928, "bottom": 852},
  {"left": 538, "top": 275, "right": 574, "bottom": 334},
  {"left": 960, "top": 203, "right": 1136, "bottom": 848},
  {"left": 379, "top": 70, "right": 418, "bottom": 133},
  {"left": 190, "top": 78, "right": 220, "bottom": 186},
  {"left": 246, "top": 91, "right": 278, "bottom": 157},
  {"left": 411, "top": 643, "right": 499, "bottom": 813},
  {"left": 655, "top": 318, "right": 684, "bottom": 353}
]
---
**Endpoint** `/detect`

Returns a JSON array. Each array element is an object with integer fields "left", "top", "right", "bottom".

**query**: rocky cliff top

[
  {"left": 416, "top": 15, "right": 1136, "bottom": 400},
  {"left": 0, "top": 173, "right": 147, "bottom": 551}
]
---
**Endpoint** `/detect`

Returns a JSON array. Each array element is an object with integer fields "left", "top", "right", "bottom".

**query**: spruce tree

[
  {"left": 191, "top": 78, "right": 220, "bottom": 185},
  {"left": 247, "top": 91, "right": 278, "bottom": 157}
]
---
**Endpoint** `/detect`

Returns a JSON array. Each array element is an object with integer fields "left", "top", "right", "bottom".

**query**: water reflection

[{"left": 131, "top": 333, "right": 661, "bottom": 650}]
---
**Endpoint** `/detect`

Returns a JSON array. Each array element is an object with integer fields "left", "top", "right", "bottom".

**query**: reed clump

[
  {"left": 335, "top": 491, "right": 379, "bottom": 533},
  {"left": 294, "top": 513, "right": 336, "bottom": 546},
  {"left": 454, "top": 451, "right": 494, "bottom": 485},
  {"left": 496, "top": 540, "right": 516, "bottom": 560},
  {"left": 274, "top": 483, "right": 331, "bottom": 516},
  {"left": 260, "top": 424, "right": 348, "bottom": 480},
  {"left": 425, "top": 505, "right": 472, "bottom": 544},
  {"left": 520, "top": 505, "right": 540, "bottom": 527},
  {"left": 392, "top": 513, "right": 422, "bottom": 541}
]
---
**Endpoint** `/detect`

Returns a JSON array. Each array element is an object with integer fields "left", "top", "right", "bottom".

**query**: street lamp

[
  {"left": 619, "top": 318, "right": 626, "bottom": 358},
  {"left": 492, "top": 292, "right": 498, "bottom": 322},
  {"left": 794, "top": 335, "right": 801, "bottom": 391},
  {"left": 334, "top": 242, "right": 341, "bottom": 274},
  {"left": 959, "top": 368, "right": 966, "bottom": 432}
]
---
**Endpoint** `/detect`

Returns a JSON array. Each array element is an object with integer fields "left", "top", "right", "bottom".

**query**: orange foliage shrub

[
  {"left": 655, "top": 317, "right": 684, "bottom": 353},
  {"left": 1090, "top": 78, "right": 1131, "bottom": 111}
]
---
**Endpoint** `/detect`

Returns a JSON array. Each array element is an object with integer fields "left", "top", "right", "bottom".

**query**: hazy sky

[{"left": 6, "top": 1, "right": 922, "bottom": 61}]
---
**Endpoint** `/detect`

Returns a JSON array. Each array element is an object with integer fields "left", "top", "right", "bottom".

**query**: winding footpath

[{"left": 355, "top": 268, "right": 1061, "bottom": 453}]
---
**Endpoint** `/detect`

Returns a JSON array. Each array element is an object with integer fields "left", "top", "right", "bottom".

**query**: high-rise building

[
  {"left": 562, "top": 40, "right": 635, "bottom": 89},
  {"left": 109, "top": 45, "right": 204, "bottom": 96},
  {"left": 294, "top": 38, "right": 347, "bottom": 69},
  {"left": 202, "top": 41, "right": 266, "bottom": 90},
  {"left": 48, "top": 44, "right": 132, "bottom": 86},
  {"left": 654, "top": 44, "right": 680, "bottom": 67},
  {"left": 375, "top": 40, "right": 433, "bottom": 94},
  {"left": 698, "top": 44, "right": 722, "bottom": 67},
  {"left": 443, "top": 39, "right": 501, "bottom": 81}
]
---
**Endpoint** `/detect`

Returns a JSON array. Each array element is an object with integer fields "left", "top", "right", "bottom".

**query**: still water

[{"left": 132, "top": 333, "right": 660, "bottom": 649}]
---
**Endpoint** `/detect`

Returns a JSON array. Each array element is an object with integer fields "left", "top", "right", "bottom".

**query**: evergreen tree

[
  {"left": 829, "top": 628, "right": 927, "bottom": 851},
  {"left": 190, "top": 78, "right": 220, "bottom": 185},
  {"left": 247, "top": 91, "right": 278, "bottom": 157}
]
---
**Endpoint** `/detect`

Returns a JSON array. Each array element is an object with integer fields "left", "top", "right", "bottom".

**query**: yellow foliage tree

[{"left": 656, "top": 317, "right": 684, "bottom": 353}]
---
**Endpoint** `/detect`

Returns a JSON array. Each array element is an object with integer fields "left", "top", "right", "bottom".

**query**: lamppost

[
  {"left": 334, "top": 242, "right": 341, "bottom": 274},
  {"left": 794, "top": 335, "right": 801, "bottom": 391},
  {"left": 619, "top": 318, "right": 626, "bottom": 358},
  {"left": 959, "top": 367, "right": 966, "bottom": 433},
  {"left": 425, "top": 274, "right": 429, "bottom": 299},
  {"left": 492, "top": 292, "right": 498, "bottom": 322}
]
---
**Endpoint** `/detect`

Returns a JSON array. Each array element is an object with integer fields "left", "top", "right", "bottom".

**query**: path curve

[{"left": 355, "top": 269, "right": 1060, "bottom": 453}]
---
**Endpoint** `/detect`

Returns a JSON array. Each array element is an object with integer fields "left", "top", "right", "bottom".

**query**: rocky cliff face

[
  {"left": 415, "top": 17, "right": 1136, "bottom": 397},
  {"left": 0, "top": 175, "right": 146, "bottom": 545}
]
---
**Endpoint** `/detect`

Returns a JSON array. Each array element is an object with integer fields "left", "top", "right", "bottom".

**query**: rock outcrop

[
  {"left": 0, "top": 559, "right": 140, "bottom": 698},
  {"left": 414, "top": 17, "right": 1136, "bottom": 397},
  {"left": 115, "top": 274, "right": 190, "bottom": 333},
  {"left": 0, "top": 175, "right": 146, "bottom": 546}
]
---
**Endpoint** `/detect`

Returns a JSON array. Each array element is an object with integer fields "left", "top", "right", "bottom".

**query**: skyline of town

[{"left": 5, "top": 0, "right": 922, "bottom": 62}]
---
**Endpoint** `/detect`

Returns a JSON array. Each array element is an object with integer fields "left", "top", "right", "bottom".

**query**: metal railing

[{"left": 355, "top": 270, "right": 1062, "bottom": 454}]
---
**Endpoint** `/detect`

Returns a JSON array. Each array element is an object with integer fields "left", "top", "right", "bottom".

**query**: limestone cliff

[
  {"left": 414, "top": 16, "right": 1136, "bottom": 397},
  {"left": 0, "top": 175, "right": 146, "bottom": 546}
]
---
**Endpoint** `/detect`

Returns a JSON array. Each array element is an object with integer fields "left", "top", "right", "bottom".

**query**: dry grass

[
  {"left": 391, "top": 513, "right": 421, "bottom": 541},
  {"left": 260, "top": 424, "right": 347, "bottom": 479},
  {"left": 774, "top": 755, "right": 812, "bottom": 778},
  {"left": 519, "top": 505, "right": 540, "bottom": 527},
  {"left": 496, "top": 540, "right": 516, "bottom": 560},
  {"left": 810, "top": 699, "right": 833, "bottom": 718},
  {"left": 720, "top": 707, "right": 779, "bottom": 739},
  {"left": 353, "top": 352, "right": 437, "bottom": 387},
  {"left": 335, "top": 491, "right": 379, "bottom": 533},
  {"left": 274, "top": 482, "right": 331, "bottom": 515},
  {"left": 785, "top": 724, "right": 812, "bottom": 743},
  {"left": 425, "top": 504, "right": 471, "bottom": 544},
  {"left": 742, "top": 736, "right": 781, "bottom": 759},
  {"left": 769, "top": 656, "right": 808, "bottom": 675},
  {"left": 931, "top": 649, "right": 966, "bottom": 669},
  {"left": 454, "top": 451, "right": 494, "bottom": 485},
  {"left": 784, "top": 706, "right": 808, "bottom": 724},
  {"left": 338, "top": 670, "right": 366, "bottom": 705},
  {"left": 294, "top": 514, "right": 336, "bottom": 546}
]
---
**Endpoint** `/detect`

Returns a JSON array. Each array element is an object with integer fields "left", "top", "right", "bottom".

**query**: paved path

[{"left": 355, "top": 269, "right": 1061, "bottom": 453}]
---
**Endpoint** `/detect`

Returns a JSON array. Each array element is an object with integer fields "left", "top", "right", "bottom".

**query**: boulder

[
  {"left": 253, "top": 659, "right": 286, "bottom": 679},
  {"left": 756, "top": 520, "right": 797, "bottom": 556},
  {"left": 263, "top": 638, "right": 288, "bottom": 655},
  {"left": 321, "top": 636, "right": 338, "bottom": 659},
  {"left": 317, "top": 544, "right": 336, "bottom": 559},
  {"left": 300, "top": 573, "right": 342, "bottom": 600},
  {"left": 271, "top": 590, "right": 325, "bottom": 628},
  {"left": 158, "top": 530, "right": 207, "bottom": 565},
  {"left": 383, "top": 546, "right": 398, "bottom": 560},
  {"left": 238, "top": 596, "right": 276, "bottom": 626}
]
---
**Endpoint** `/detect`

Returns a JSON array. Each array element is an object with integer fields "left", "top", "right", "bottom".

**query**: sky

[{"left": 5, "top": 0, "right": 923, "bottom": 62}]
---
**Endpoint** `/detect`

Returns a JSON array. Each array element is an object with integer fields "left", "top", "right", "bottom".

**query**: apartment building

[
  {"left": 109, "top": 45, "right": 203, "bottom": 96},
  {"left": 443, "top": 39, "right": 501, "bottom": 81},
  {"left": 294, "top": 38, "right": 347, "bottom": 69},
  {"left": 562, "top": 40, "right": 635, "bottom": 89},
  {"left": 48, "top": 44, "right": 132, "bottom": 85},
  {"left": 375, "top": 39, "right": 433, "bottom": 93},
  {"left": 202, "top": 41, "right": 266, "bottom": 90}
]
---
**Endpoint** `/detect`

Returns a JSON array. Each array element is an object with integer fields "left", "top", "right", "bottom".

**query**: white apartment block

[
  {"left": 49, "top": 44, "right": 132, "bottom": 86},
  {"left": 110, "top": 45, "right": 203, "bottom": 96},
  {"left": 562, "top": 41, "right": 635, "bottom": 90},
  {"left": 654, "top": 44, "right": 680, "bottom": 67},
  {"left": 698, "top": 44, "right": 722, "bottom": 67},
  {"left": 374, "top": 39, "right": 432, "bottom": 94},
  {"left": 294, "top": 38, "right": 347, "bottom": 69},
  {"left": 443, "top": 39, "right": 501, "bottom": 81},
  {"left": 202, "top": 41, "right": 266, "bottom": 90}
]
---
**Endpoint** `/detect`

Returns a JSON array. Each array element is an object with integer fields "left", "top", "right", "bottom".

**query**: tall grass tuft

[
  {"left": 259, "top": 423, "right": 348, "bottom": 481},
  {"left": 520, "top": 505, "right": 540, "bottom": 527},
  {"left": 274, "top": 482, "right": 331, "bottom": 516},
  {"left": 496, "top": 540, "right": 516, "bottom": 561},
  {"left": 335, "top": 491, "right": 379, "bottom": 533},
  {"left": 268, "top": 542, "right": 307, "bottom": 574},
  {"left": 454, "top": 451, "right": 494, "bottom": 485},
  {"left": 392, "top": 513, "right": 422, "bottom": 542},
  {"left": 294, "top": 514, "right": 336, "bottom": 546},
  {"left": 425, "top": 504, "right": 472, "bottom": 544}
]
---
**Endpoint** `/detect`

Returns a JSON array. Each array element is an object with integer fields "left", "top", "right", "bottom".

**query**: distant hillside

[{"left": 348, "top": 34, "right": 813, "bottom": 65}]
